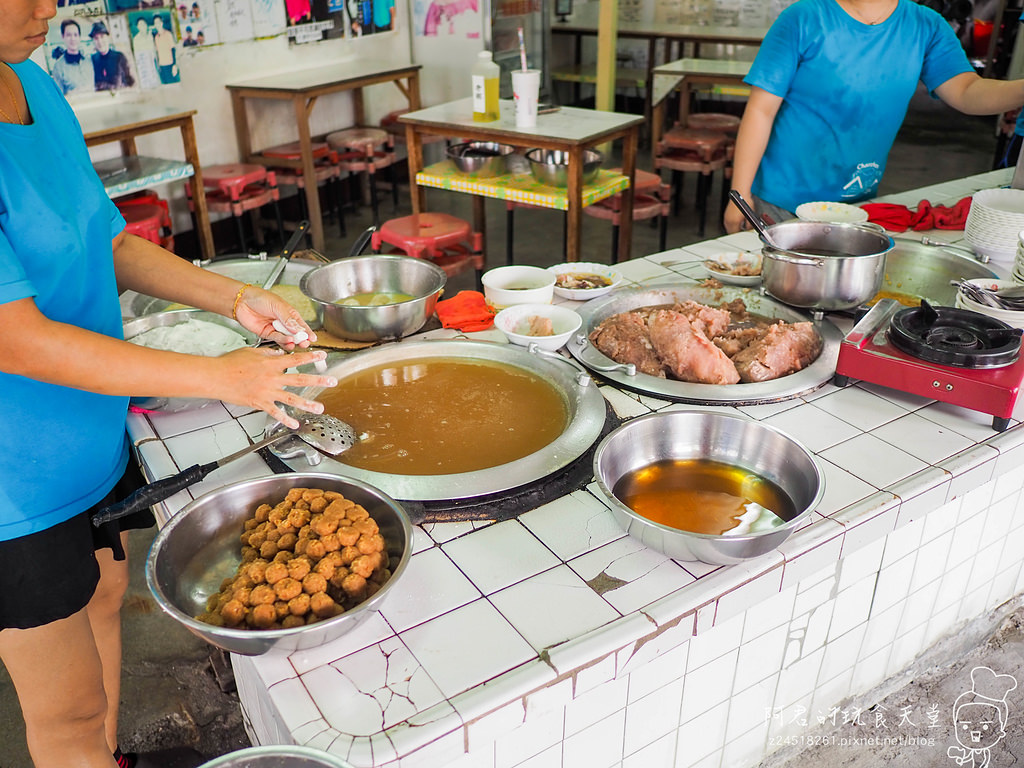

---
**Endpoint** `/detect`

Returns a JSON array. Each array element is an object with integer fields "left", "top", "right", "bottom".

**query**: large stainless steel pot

[
  {"left": 761, "top": 220, "right": 894, "bottom": 312},
  {"left": 275, "top": 340, "right": 608, "bottom": 501}
]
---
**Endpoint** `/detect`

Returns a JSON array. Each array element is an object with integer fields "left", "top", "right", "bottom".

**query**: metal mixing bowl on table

[{"left": 146, "top": 473, "right": 413, "bottom": 656}]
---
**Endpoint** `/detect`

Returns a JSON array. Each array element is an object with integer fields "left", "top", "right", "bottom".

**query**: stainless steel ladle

[
  {"left": 92, "top": 414, "right": 356, "bottom": 525},
  {"left": 728, "top": 190, "right": 781, "bottom": 248}
]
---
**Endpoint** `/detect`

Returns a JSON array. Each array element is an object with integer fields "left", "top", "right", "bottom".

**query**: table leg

[
  {"left": 472, "top": 195, "right": 487, "bottom": 268},
  {"left": 406, "top": 125, "right": 425, "bottom": 215},
  {"left": 179, "top": 117, "right": 215, "bottom": 261},
  {"left": 295, "top": 96, "right": 324, "bottom": 253},
  {"left": 651, "top": 97, "right": 665, "bottom": 169},
  {"left": 618, "top": 128, "right": 638, "bottom": 262},
  {"left": 566, "top": 146, "right": 583, "bottom": 263},
  {"left": 677, "top": 77, "right": 693, "bottom": 125}
]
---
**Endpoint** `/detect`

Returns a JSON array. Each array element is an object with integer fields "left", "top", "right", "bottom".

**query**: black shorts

[{"left": 0, "top": 461, "right": 154, "bottom": 630}]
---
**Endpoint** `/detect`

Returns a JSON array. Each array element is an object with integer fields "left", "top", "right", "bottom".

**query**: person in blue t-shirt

[
  {"left": 0, "top": 2, "right": 338, "bottom": 765},
  {"left": 724, "top": 0, "right": 1024, "bottom": 233}
]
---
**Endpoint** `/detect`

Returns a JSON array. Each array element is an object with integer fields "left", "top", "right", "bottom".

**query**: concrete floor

[{"left": 0, "top": 89, "right": 1018, "bottom": 768}]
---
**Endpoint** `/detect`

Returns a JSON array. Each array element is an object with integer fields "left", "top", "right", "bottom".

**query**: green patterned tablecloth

[{"left": 416, "top": 162, "right": 630, "bottom": 211}]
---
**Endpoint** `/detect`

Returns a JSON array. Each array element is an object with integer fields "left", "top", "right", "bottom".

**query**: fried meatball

[
  {"left": 349, "top": 554, "right": 375, "bottom": 579},
  {"left": 274, "top": 601, "right": 290, "bottom": 620},
  {"left": 251, "top": 603, "right": 277, "bottom": 629},
  {"left": 340, "top": 573, "right": 367, "bottom": 599},
  {"left": 310, "top": 515, "right": 338, "bottom": 537},
  {"left": 336, "top": 526, "right": 359, "bottom": 547},
  {"left": 243, "top": 518, "right": 259, "bottom": 532},
  {"left": 287, "top": 593, "right": 311, "bottom": 616},
  {"left": 274, "top": 577, "right": 303, "bottom": 602},
  {"left": 346, "top": 505, "right": 369, "bottom": 522},
  {"left": 259, "top": 540, "right": 279, "bottom": 559},
  {"left": 254, "top": 503, "right": 273, "bottom": 522},
  {"left": 309, "top": 591, "right": 339, "bottom": 618},
  {"left": 302, "top": 489, "right": 325, "bottom": 501},
  {"left": 314, "top": 559, "right": 336, "bottom": 580},
  {"left": 273, "top": 550, "right": 293, "bottom": 564},
  {"left": 287, "top": 557, "right": 312, "bottom": 581},
  {"left": 357, "top": 534, "right": 385, "bottom": 556},
  {"left": 309, "top": 496, "right": 328, "bottom": 514},
  {"left": 221, "top": 599, "right": 246, "bottom": 626},
  {"left": 285, "top": 488, "right": 305, "bottom": 503},
  {"left": 281, "top": 614, "right": 305, "bottom": 629},
  {"left": 302, "top": 572, "right": 328, "bottom": 595},
  {"left": 264, "top": 562, "right": 288, "bottom": 585},
  {"left": 232, "top": 586, "right": 252, "bottom": 606},
  {"left": 265, "top": 527, "right": 282, "bottom": 543},
  {"left": 241, "top": 546, "right": 258, "bottom": 563},
  {"left": 325, "top": 498, "right": 354, "bottom": 517},
  {"left": 249, "top": 584, "right": 276, "bottom": 606},
  {"left": 246, "top": 560, "right": 269, "bottom": 584},
  {"left": 305, "top": 540, "right": 326, "bottom": 560},
  {"left": 288, "top": 508, "right": 311, "bottom": 529},
  {"left": 321, "top": 533, "right": 341, "bottom": 553},
  {"left": 353, "top": 518, "right": 379, "bottom": 537}
]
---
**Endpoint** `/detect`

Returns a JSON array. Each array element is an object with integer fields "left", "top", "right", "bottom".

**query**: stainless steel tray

[{"left": 566, "top": 280, "right": 843, "bottom": 405}]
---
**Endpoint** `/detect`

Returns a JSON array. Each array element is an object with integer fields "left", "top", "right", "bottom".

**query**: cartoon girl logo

[{"left": 947, "top": 666, "right": 1017, "bottom": 767}]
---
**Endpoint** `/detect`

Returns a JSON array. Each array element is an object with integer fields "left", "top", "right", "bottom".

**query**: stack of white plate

[
  {"left": 1013, "top": 231, "right": 1024, "bottom": 282},
  {"left": 955, "top": 278, "right": 1024, "bottom": 329},
  {"left": 964, "top": 188, "right": 1024, "bottom": 263}
]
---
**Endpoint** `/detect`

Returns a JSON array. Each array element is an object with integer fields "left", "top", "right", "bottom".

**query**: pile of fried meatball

[{"left": 197, "top": 487, "right": 392, "bottom": 630}]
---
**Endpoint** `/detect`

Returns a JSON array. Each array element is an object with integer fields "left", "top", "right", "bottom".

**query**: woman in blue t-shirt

[
  {"left": 724, "top": 0, "right": 1024, "bottom": 232},
  {"left": 0, "top": 2, "right": 337, "bottom": 766}
]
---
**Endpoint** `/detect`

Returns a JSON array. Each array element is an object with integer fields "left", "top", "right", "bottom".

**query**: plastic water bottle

[{"left": 472, "top": 51, "right": 500, "bottom": 122}]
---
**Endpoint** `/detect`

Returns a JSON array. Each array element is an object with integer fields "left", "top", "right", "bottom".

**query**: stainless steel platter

[
  {"left": 275, "top": 339, "right": 609, "bottom": 502},
  {"left": 566, "top": 280, "right": 843, "bottom": 405},
  {"left": 880, "top": 240, "right": 998, "bottom": 305}
]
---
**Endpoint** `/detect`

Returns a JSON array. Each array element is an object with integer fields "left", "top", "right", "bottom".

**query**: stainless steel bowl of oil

[{"left": 593, "top": 411, "right": 823, "bottom": 564}]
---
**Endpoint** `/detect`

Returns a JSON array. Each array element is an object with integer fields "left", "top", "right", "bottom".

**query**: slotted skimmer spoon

[{"left": 92, "top": 414, "right": 356, "bottom": 526}]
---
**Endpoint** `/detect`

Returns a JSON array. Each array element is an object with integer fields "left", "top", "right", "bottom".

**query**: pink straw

[{"left": 518, "top": 27, "right": 528, "bottom": 71}]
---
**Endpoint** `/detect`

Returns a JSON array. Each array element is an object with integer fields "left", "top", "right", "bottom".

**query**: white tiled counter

[{"left": 127, "top": 169, "right": 1024, "bottom": 768}]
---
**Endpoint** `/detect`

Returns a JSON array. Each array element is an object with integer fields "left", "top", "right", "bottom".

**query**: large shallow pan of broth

[
  {"left": 567, "top": 280, "right": 844, "bottom": 405},
  {"left": 872, "top": 240, "right": 998, "bottom": 307},
  {"left": 278, "top": 340, "right": 608, "bottom": 501}
]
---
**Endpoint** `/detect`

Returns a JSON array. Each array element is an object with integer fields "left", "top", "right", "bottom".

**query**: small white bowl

[
  {"left": 795, "top": 201, "right": 869, "bottom": 224},
  {"left": 546, "top": 262, "right": 624, "bottom": 300},
  {"left": 482, "top": 265, "right": 556, "bottom": 309},
  {"left": 494, "top": 303, "right": 583, "bottom": 351},
  {"left": 702, "top": 252, "right": 762, "bottom": 286}
]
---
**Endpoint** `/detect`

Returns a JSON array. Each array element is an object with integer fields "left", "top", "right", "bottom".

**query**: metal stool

[
  {"left": 371, "top": 212, "right": 485, "bottom": 286},
  {"left": 261, "top": 141, "right": 346, "bottom": 240},
  {"left": 190, "top": 163, "right": 285, "bottom": 254},
  {"left": 583, "top": 169, "right": 670, "bottom": 263},
  {"left": 655, "top": 126, "right": 731, "bottom": 237},
  {"left": 326, "top": 127, "right": 398, "bottom": 227}
]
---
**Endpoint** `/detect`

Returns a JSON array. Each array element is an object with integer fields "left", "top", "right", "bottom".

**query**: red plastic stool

[
  {"left": 584, "top": 169, "right": 671, "bottom": 262},
  {"left": 656, "top": 126, "right": 731, "bottom": 236},
  {"left": 192, "top": 164, "right": 285, "bottom": 253},
  {"left": 372, "top": 212, "right": 485, "bottom": 285},
  {"left": 326, "top": 127, "right": 398, "bottom": 227},
  {"left": 119, "top": 203, "right": 168, "bottom": 249},
  {"left": 260, "top": 141, "right": 345, "bottom": 240},
  {"left": 115, "top": 190, "right": 174, "bottom": 251}
]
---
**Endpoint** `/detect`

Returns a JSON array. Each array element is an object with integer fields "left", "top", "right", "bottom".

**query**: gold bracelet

[{"left": 231, "top": 283, "right": 253, "bottom": 320}]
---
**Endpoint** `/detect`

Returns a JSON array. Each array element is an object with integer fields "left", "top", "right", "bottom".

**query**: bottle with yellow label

[{"left": 471, "top": 51, "right": 500, "bottom": 122}]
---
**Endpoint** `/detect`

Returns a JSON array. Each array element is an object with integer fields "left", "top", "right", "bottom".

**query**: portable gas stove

[{"left": 832, "top": 299, "right": 1024, "bottom": 431}]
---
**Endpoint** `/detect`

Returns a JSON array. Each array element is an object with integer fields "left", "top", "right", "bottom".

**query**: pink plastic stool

[
  {"left": 190, "top": 164, "right": 284, "bottom": 253},
  {"left": 372, "top": 212, "right": 485, "bottom": 284}
]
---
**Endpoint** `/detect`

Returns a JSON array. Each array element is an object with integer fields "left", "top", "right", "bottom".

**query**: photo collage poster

[{"left": 46, "top": 8, "right": 140, "bottom": 97}]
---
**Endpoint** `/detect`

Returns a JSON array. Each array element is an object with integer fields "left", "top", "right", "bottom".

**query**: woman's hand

[
  {"left": 724, "top": 201, "right": 748, "bottom": 234},
  {"left": 233, "top": 285, "right": 318, "bottom": 349},
  {"left": 207, "top": 346, "right": 337, "bottom": 429}
]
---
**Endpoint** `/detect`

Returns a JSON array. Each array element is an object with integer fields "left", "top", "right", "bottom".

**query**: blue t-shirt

[
  {"left": 0, "top": 60, "right": 128, "bottom": 541},
  {"left": 745, "top": 0, "right": 972, "bottom": 211}
]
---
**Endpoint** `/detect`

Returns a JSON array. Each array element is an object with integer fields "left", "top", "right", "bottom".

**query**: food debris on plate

[
  {"left": 518, "top": 315, "right": 555, "bottom": 337},
  {"left": 702, "top": 253, "right": 762, "bottom": 287},
  {"left": 555, "top": 272, "right": 613, "bottom": 291},
  {"left": 547, "top": 262, "right": 623, "bottom": 300}
]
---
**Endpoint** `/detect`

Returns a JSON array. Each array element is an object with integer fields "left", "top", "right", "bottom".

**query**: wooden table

[
  {"left": 552, "top": 4, "right": 766, "bottom": 113},
  {"left": 78, "top": 106, "right": 214, "bottom": 262},
  {"left": 226, "top": 60, "right": 422, "bottom": 253},
  {"left": 399, "top": 99, "right": 644, "bottom": 263},
  {"left": 650, "top": 57, "right": 752, "bottom": 151}
]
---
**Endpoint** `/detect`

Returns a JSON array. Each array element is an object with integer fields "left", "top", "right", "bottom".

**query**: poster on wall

[
  {"left": 214, "top": 0, "right": 256, "bottom": 43},
  {"left": 286, "top": 0, "right": 339, "bottom": 44},
  {"left": 346, "top": 0, "right": 396, "bottom": 37},
  {"left": 174, "top": 0, "right": 221, "bottom": 45},
  {"left": 126, "top": 8, "right": 181, "bottom": 83},
  {"left": 413, "top": 0, "right": 479, "bottom": 38},
  {"left": 45, "top": 12, "right": 140, "bottom": 97},
  {"left": 251, "top": 0, "right": 287, "bottom": 37},
  {"left": 127, "top": 9, "right": 162, "bottom": 87}
]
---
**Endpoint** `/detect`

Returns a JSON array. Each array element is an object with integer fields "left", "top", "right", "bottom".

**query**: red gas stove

[{"left": 832, "top": 299, "right": 1024, "bottom": 431}]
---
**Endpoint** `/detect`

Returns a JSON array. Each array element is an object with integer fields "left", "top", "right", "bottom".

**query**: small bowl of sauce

[{"left": 482, "top": 265, "right": 556, "bottom": 309}]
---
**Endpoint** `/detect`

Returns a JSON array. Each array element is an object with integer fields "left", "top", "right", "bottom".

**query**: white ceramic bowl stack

[
  {"left": 954, "top": 278, "right": 1024, "bottom": 329},
  {"left": 1014, "top": 230, "right": 1024, "bottom": 283},
  {"left": 964, "top": 188, "right": 1024, "bottom": 264}
]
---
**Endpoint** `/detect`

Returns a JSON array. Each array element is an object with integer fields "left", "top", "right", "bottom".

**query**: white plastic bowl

[
  {"left": 482, "top": 265, "right": 556, "bottom": 309},
  {"left": 794, "top": 201, "right": 868, "bottom": 224},
  {"left": 546, "top": 262, "right": 624, "bottom": 300},
  {"left": 494, "top": 303, "right": 583, "bottom": 351}
]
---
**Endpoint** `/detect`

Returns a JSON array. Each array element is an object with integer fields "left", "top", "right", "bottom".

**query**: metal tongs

[{"left": 952, "top": 279, "right": 1024, "bottom": 311}]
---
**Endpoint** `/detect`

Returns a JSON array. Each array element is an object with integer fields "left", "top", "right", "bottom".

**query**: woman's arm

[
  {"left": 936, "top": 72, "right": 1024, "bottom": 115},
  {"left": 723, "top": 86, "right": 783, "bottom": 233}
]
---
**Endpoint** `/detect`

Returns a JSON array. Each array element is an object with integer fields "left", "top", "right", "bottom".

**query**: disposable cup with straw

[{"left": 512, "top": 27, "right": 540, "bottom": 128}]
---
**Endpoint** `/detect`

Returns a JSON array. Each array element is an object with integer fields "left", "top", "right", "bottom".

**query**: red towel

[
  {"left": 860, "top": 197, "right": 972, "bottom": 233},
  {"left": 435, "top": 290, "right": 496, "bottom": 332}
]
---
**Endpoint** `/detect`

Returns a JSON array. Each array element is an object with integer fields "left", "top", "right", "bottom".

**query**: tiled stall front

[{"left": 126, "top": 169, "right": 1024, "bottom": 767}]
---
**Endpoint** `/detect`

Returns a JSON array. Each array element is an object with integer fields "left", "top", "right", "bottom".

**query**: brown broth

[
  {"left": 318, "top": 357, "right": 568, "bottom": 475},
  {"left": 612, "top": 459, "right": 795, "bottom": 535}
]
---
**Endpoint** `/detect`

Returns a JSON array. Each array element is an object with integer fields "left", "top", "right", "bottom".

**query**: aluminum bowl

[
  {"left": 593, "top": 411, "right": 824, "bottom": 564},
  {"left": 146, "top": 473, "right": 413, "bottom": 656},
  {"left": 199, "top": 746, "right": 355, "bottom": 768},
  {"left": 123, "top": 309, "right": 258, "bottom": 412},
  {"left": 447, "top": 141, "right": 515, "bottom": 177},
  {"left": 525, "top": 148, "right": 602, "bottom": 187},
  {"left": 299, "top": 255, "right": 446, "bottom": 341}
]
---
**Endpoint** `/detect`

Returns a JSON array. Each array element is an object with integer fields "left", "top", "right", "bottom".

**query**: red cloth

[
  {"left": 860, "top": 197, "right": 972, "bottom": 233},
  {"left": 435, "top": 290, "right": 496, "bottom": 332}
]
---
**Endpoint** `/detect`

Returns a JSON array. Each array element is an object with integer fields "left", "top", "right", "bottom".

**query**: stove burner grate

[{"left": 887, "top": 300, "right": 1022, "bottom": 369}]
